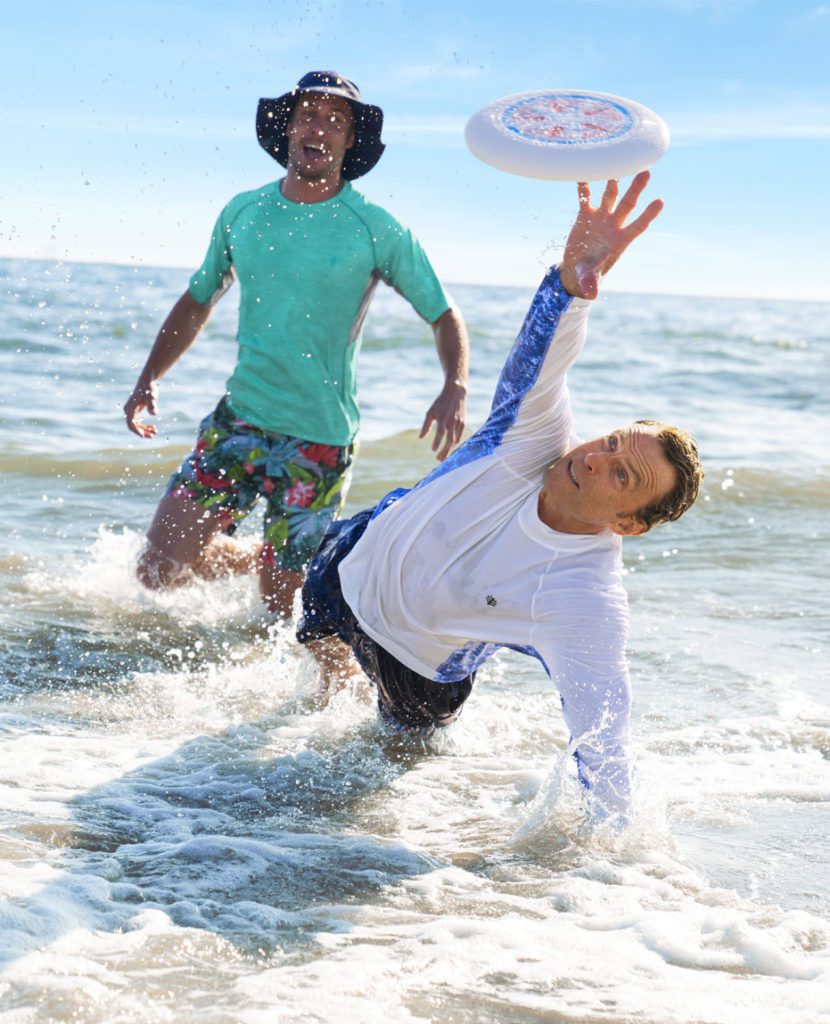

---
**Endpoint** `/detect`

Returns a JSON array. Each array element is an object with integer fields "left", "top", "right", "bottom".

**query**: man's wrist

[{"left": 558, "top": 263, "right": 583, "bottom": 299}]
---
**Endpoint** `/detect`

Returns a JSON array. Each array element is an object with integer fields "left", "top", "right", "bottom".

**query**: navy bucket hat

[{"left": 256, "top": 71, "right": 385, "bottom": 181}]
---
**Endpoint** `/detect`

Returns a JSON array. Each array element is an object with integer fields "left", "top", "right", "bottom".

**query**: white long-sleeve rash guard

[{"left": 340, "top": 267, "right": 632, "bottom": 818}]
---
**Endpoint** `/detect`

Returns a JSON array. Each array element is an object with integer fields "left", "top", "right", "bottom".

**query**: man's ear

[{"left": 609, "top": 515, "right": 648, "bottom": 537}]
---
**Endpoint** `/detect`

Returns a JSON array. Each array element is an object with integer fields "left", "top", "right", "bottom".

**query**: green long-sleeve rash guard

[{"left": 188, "top": 179, "right": 451, "bottom": 446}]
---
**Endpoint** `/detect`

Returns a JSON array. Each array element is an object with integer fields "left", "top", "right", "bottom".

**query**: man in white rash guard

[{"left": 297, "top": 172, "right": 703, "bottom": 822}]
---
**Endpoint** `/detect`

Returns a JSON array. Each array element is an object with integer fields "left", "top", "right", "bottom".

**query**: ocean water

[{"left": 1, "top": 256, "right": 829, "bottom": 1023}]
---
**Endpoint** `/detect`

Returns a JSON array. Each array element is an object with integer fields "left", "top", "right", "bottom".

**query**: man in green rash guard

[{"left": 124, "top": 71, "right": 470, "bottom": 617}]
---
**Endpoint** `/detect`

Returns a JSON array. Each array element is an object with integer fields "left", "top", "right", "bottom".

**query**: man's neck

[
  {"left": 536, "top": 488, "right": 605, "bottom": 536},
  {"left": 281, "top": 170, "right": 346, "bottom": 204}
]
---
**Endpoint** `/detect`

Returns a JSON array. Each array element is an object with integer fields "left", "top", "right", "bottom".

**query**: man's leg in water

[
  {"left": 138, "top": 491, "right": 259, "bottom": 589},
  {"left": 296, "top": 511, "right": 473, "bottom": 721},
  {"left": 295, "top": 509, "right": 376, "bottom": 702},
  {"left": 305, "top": 630, "right": 473, "bottom": 726},
  {"left": 257, "top": 441, "right": 357, "bottom": 619},
  {"left": 306, "top": 635, "right": 363, "bottom": 706},
  {"left": 139, "top": 486, "right": 338, "bottom": 620},
  {"left": 258, "top": 561, "right": 305, "bottom": 620},
  {"left": 138, "top": 398, "right": 262, "bottom": 592},
  {"left": 140, "top": 491, "right": 313, "bottom": 622},
  {"left": 137, "top": 398, "right": 353, "bottom": 618}
]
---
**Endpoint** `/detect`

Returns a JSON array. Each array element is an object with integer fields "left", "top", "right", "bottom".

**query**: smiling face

[
  {"left": 538, "top": 423, "right": 679, "bottom": 536},
  {"left": 285, "top": 93, "right": 355, "bottom": 184}
]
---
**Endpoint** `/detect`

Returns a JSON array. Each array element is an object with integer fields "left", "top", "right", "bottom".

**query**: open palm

[{"left": 560, "top": 170, "right": 664, "bottom": 300}]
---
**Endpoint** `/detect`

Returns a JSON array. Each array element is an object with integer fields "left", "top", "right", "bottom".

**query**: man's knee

[
  {"left": 136, "top": 545, "right": 186, "bottom": 590},
  {"left": 258, "top": 559, "right": 304, "bottom": 617}
]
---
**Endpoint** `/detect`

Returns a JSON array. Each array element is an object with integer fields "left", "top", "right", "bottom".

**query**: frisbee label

[{"left": 499, "top": 93, "right": 634, "bottom": 146}]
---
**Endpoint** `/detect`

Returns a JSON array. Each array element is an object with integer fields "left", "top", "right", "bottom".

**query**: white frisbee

[{"left": 465, "top": 89, "right": 670, "bottom": 182}]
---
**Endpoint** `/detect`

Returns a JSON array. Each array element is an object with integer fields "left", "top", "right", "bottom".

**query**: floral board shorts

[{"left": 165, "top": 397, "right": 356, "bottom": 572}]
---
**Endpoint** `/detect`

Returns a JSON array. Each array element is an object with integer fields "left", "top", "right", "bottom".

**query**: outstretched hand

[{"left": 560, "top": 171, "right": 663, "bottom": 300}]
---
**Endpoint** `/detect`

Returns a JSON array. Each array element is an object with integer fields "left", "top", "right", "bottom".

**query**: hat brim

[{"left": 256, "top": 90, "right": 385, "bottom": 181}]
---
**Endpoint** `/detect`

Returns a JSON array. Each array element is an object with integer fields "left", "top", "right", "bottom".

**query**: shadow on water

[{"left": 0, "top": 689, "right": 441, "bottom": 965}]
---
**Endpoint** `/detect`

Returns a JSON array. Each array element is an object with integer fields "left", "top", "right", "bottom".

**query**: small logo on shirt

[{"left": 485, "top": 594, "right": 497, "bottom": 607}]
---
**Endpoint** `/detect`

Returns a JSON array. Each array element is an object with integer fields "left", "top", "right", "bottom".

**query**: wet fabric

[
  {"left": 338, "top": 268, "right": 632, "bottom": 819},
  {"left": 297, "top": 509, "right": 475, "bottom": 732},
  {"left": 165, "top": 397, "right": 355, "bottom": 571},
  {"left": 188, "top": 179, "right": 450, "bottom": 444}
]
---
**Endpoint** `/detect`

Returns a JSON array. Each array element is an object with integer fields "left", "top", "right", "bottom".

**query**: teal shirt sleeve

[
  {"left": 188, "top": 206, "right": 237, "bottom": 307},
  {"left": 371, "top": 215, "right": 451, "bottom": 325}
]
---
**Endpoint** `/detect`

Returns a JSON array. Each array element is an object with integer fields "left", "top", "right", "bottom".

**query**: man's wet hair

[{"left": 631, "top": 420, "right": 703, "bottom": 531}]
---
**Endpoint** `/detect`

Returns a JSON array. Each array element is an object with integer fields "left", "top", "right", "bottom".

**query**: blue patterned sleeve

[
  {"left": 488, "top": 267, "right": 592, "bottom": 444},
  {"left": 401, "top": 267, "right": 592, "bottom": 493},
  {"left": 453, "top": 267, "right": 592, "bottom": 474}
]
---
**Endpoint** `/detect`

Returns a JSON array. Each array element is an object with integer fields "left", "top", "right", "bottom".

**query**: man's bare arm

[
  {"left": 420, "top": 305, "right": 469, "bottom": 461},
  {"left": 559, "top": 171, "right": 664, "bottom": 301},
  {"left": 124, "top": 290, "right": 213, "bottom": 438}
]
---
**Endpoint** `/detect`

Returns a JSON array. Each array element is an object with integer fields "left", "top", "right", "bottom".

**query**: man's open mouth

[{"left": 568, "top": 460, "right": 579, "bottom": 488}]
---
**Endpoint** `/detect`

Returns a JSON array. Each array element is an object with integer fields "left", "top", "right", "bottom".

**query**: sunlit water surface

[{"left": 1, "top": 258, "right": 828, "bottom": 1022}]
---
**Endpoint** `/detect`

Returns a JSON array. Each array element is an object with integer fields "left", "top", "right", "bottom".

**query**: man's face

[
  {"left": 539, "top": 423, "right": 677, "bottom": 536},
  {"left": 285, "top": 93, "right": 355, "bottom": 182}
]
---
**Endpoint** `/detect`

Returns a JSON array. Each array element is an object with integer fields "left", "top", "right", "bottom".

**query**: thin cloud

[
  {"left": 384, "top": 116, "right": 466, "bottom": 136},
  {"left": 393, "top": 60, "right": 485, "bottom": 85},
  {"left": 2, "top": 110, "right": 244, "bottom": 139}
]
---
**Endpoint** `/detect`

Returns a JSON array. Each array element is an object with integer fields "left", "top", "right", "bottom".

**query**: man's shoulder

[
  {"left": 219, "top": 180, "right": 285, "bottom": 221},
  {"left": 338, "top": 184, "right": 407, "bottom": 235}
]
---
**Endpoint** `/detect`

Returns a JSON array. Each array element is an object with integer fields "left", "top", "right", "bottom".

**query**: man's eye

[
  {"left": 617, "top": 468, "right": 627, "bottom": 484},
  {"left": 608, "top": 435, "right": 618, "bottom": 451}
]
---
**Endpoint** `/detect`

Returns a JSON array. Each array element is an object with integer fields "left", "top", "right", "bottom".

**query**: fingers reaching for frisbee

[
  {"left": 576, "top": 171, "right": 657, "bottom": 223},
  {"left": 562, "top": 171, "right": 663, "bottom": 300},
  {"left": 598, "top": 179, "right": 619, "bottom": 212}
]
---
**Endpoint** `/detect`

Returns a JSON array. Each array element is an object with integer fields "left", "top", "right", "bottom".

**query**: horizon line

[{"left": 1, "top": 251, "right": 827, "bottom": 307}]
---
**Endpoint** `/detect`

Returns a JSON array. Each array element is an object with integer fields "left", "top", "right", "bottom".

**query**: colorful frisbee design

[{"left": 465, "top": 90, "right": 670, "bottom": 181}]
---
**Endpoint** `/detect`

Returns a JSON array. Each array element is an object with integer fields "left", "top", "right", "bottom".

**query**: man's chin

[{"left": 291, "top": 162, "right": 341, "bottom": 183}]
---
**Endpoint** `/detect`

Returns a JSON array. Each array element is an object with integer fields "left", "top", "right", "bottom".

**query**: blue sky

[{"left": 2, "top": 0, "right": 829, "bottom": 299}]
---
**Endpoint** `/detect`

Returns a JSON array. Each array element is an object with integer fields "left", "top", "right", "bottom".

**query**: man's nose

[{"left": 584, "top": 451, "right": 605, "bottom": 472}]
